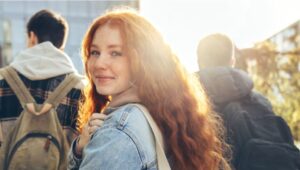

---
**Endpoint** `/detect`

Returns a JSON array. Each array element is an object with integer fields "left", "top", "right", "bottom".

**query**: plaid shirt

[{"left": 0, "top": 72, "right": 82, "bottom": 138}]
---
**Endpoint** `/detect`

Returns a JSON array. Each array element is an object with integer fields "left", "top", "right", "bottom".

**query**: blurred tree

[{"left": 237, "top": 41, "right": 300, "bottom": 141}]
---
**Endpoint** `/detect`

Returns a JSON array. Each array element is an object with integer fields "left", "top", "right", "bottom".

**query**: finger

[
  {"left": 89, "top": 119, "right": 104, "bottom": 127},
  {"left": 82, "top": 124, "right": 90, "bottom": 135},
  {"left": 83, "top": 123, "right": 89, "bottom": 131},
  {"left": 90, "top": 113, "right": 107, "bottom": 120},
  {"left": 88, "top": 126, "right": 99, "bottom": 134},
  {"left": 80, "top": 124, "right": 92, "bottom": 144}
]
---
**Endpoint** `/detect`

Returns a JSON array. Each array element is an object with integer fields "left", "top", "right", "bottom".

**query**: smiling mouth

[{"left": 95, "top": 76, "right": 114, "bottom": 84}]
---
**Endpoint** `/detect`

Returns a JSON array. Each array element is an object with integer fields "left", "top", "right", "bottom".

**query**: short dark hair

[
  {"left": 26, "top": 9, "right": 68, "bottom": 48},
  {"left": 197, "top": 33, "right": 235, "bottom": 69}
]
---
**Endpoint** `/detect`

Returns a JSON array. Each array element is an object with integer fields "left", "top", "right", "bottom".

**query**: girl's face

[{"left": 87, "top": 24, "right": 132, "bottom": 99}]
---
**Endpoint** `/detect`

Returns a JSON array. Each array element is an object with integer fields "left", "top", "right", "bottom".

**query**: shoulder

[
  {"left": 251, "top": 91, "right": 272, "bottom": 105},
  {"left": 81, "top": 127, "right": 144, "bottom": 169},
  {"left": 103, "top": 104, "right": 154, "bottom": 139},
  {"left": 105, "top": 104, "right": 155, "bottom": 137},
  {"left": 116, "top": 104, "right": 155, "bottom": 143},
  {"left": 72, "top": 74, "right": 86, "bottom": 90},
  {"left": 96, "top": 104, "right": 156, "bottom": 166},
  {"left": 222, "top": 101, "right": 245, "bottom": 117},
  {"left": 104, "top": 104, "right": 149, "bottom": 125},
  {"left": 223, "top": 91, "right": 274, "bottom": 119},
  {"left": 79, "top": 129, "right": 137, "bottom": 169},
  {"left": 0, "top": 68, "right": 7, "bottom": 84},
  {"left": 249, "top": 91, "right": 273, "bottom": 112},
  {"left": 0, "top": 67, "right": 5, "bottom": 80}
]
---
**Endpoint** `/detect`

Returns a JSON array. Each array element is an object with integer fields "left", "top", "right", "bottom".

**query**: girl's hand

[
  {"left": 87, "top": 113, "right": 107, "bottom": 135},
  {"left": 75, "top": 113, "right": 107, "bottom": 156}
]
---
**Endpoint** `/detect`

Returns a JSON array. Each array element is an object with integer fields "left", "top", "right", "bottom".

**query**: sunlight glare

[{"left": 140, "top": 0, "right": 300, "bottom": 72}]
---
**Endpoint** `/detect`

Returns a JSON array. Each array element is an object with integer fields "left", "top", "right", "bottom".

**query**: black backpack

[{"left": 222, "top": 95, "right": 300, "bottom": 170}]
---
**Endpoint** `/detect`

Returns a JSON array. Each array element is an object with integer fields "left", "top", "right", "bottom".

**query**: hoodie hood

[
  {"left": 10, "top": 42, "right": 77, "bottom": 80},
  {"left": 197, "top": 67, "right": 253, "bottom": 104}
]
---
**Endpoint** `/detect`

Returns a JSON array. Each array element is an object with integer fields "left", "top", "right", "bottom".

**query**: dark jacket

[
  {"left": 196, "top": 67, "right": 273, "bottom": 167},
  {"left": 197, "top": 67, "right": 272, "bottom": 111}
]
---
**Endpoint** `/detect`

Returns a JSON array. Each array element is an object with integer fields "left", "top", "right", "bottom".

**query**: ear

[
  {"left": 230, "top": 44, "right": 236, "bottom": 67},
  {"left": 27, "top": 31, "right": 38, "bottom": 47},
  {"left": 230, "top": 56, "right": 236, "bottom": 67}
]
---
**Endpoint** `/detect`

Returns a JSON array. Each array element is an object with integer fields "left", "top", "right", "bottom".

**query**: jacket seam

[
  {"left": 121, "top": 127, "right": 156, "bottom": 169},
  {"left": 117, "top": 105, "right": 156, "bottom": 169}
]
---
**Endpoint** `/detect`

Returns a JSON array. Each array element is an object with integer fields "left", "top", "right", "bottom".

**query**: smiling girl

[{"left": 68, "top": 8, "right": 230, "bottom": 170}]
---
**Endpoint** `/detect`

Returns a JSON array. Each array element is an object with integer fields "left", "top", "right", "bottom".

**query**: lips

[{"left": 94, "top": 75, "right": 115, "bottom": 84}]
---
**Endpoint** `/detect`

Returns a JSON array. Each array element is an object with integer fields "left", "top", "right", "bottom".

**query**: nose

[{"left": 94, "top": 54, "right": 110, "bottom": 70}]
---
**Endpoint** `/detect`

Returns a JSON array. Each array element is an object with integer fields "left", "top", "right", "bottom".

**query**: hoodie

[
  {"left": 0, "top": 42, "right": 84, "bottom": 145},
  {"left": 9, "top": 42, "right": 78, "bottom": 80},
  {"left": 197, "top": 67, "right": 253, "bottom": 104},
  {"left": 197, "top": 67, "right": 272, "bottom": 111}
]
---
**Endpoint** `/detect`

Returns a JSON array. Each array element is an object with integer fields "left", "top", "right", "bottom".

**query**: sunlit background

[
  {"left": 1, "top": 0, "right": 300, "bottom": 72},
  {"left": 140, "top": 0, "right": 300, "bottom": 72},
  {"left": 0, "top": 1, "right": 139, "bottom": 73},
  {"left": 0, "top": 0, "right": 299, "bottom": 143}
]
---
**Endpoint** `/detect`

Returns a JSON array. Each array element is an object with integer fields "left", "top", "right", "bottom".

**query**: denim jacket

[{"left": 68, "top": 104, "right": 158, "bottom": 170}]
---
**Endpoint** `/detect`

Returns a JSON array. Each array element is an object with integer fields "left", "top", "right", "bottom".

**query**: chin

[{"left": 95, "top": 88, "right": 110, "bottom": 96}]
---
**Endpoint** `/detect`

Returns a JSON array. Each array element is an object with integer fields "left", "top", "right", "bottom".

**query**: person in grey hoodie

[
  {"left": 0, "top": 9, "right": 84, "bottom": 146},
  {"left": 196, "top": 33, "right": 273, "bottom": 168}
]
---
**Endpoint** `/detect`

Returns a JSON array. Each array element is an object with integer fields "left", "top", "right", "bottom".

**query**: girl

[{"left": 68, "top": 8, "right": 230, "bottom": 170}]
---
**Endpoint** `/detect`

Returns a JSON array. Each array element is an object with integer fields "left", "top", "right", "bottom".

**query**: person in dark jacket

[
  {"left": 196, "top": 33, "right": 274, "bottom": 168},
  {"left": 0, "top": 9, "right": 84, "bottom": 146}
]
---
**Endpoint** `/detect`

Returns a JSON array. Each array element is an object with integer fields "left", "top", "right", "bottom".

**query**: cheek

[
  {"left": 122, "top": 58, "right": 131, "bottom": 73},
  {"left": 86, "top": 59, "right": 94, "bottom": 76},
  {"left": 116, "top": 62, "right": 131, "bottom": 80},
  {"left": 125, "top": 67, "right": 132, "bottom": 80}
]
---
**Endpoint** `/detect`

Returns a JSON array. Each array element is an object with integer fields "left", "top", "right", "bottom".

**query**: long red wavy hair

[{"left": 78, "top": 8, "right": 230, "bottom": 170}]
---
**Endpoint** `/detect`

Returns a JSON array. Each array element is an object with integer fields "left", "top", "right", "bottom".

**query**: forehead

[{"left": 91, "top": 24, "right": 123, "bottom": 46}]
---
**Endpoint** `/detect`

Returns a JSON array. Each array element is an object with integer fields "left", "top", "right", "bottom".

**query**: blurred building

[
  {"left": 0, "top": 1, "right": 139, "bottom": 74},
  {"left": 236, "top": 20, "right": 300, "bottom": 71},
  {"left": 267, "top": 20, "right": 300, "bottom": 54}
]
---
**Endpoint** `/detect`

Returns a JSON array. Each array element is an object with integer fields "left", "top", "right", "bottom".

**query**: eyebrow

[
  {"left": 90, "top": 44, "right": 122, "bottom": 49},
  {"left": 90, "top": 44, "right": 98, "bottom": 49}
]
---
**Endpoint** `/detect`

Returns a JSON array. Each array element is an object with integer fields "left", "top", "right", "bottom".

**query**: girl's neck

[{"left": 109, "top": 87, "right": 140, "bottom": 108}]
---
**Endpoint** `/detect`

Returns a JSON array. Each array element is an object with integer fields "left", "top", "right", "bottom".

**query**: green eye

[
  {"left": 90, "top": 50, "right": 100, "bottom": 57},
  {"left": 111, "top": 51, "right": 122, "bottom": 57}
]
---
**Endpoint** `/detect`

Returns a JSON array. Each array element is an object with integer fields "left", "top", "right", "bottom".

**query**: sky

[{"left": 140, "top": 0, "right": 300, "bottom": 72}]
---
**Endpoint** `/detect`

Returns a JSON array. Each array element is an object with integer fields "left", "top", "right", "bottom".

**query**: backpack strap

[
  {"left": 0, "top": 66, "right": 35, "bottom": 107},
  {"left": 44, "top": 73, "right": 81, "bottom": 108},
  {"left": 133, "top": 104, "right": 171, "bottom": 170},
  {"left": 0, "top": 67, "right": 81, "bottom": 115},
  {"left": 0, "top": 122, "right": 3, "bottom": 147}
]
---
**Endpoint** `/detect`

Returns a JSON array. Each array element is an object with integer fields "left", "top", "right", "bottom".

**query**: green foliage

[{"left": 238, "top": 41, "right": 300, "bottom": 141}]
